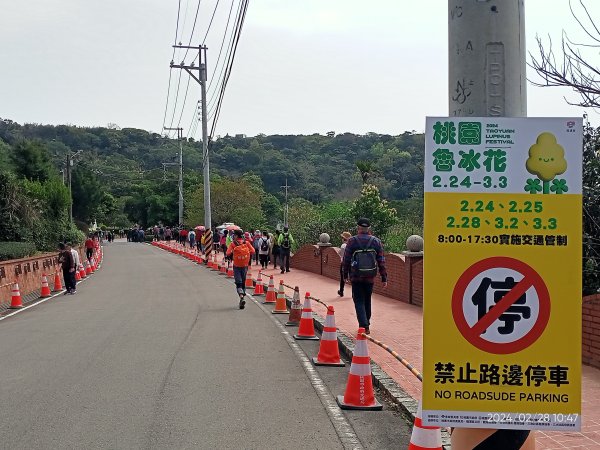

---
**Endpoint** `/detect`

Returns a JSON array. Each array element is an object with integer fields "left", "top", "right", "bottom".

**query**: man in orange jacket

[{"left": 226, "top": 229, "right": 256, "bottom": 309}]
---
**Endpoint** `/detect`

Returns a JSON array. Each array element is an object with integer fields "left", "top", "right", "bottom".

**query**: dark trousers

[
  {"left": 339, "top": 264, "right": 345, "bottom": 294},
  {"left": 280, "top": 249, "right": 291, "bottom": 272},
  {"left": 233, "top": 266, "right": 248, "bottom": 296},
  {"left": 272, "top": 246, "right": 280, "bottom": 268},
  {"left": 351, "top": 281, "right": 374, "bottom": 328},
  {"left": 259, "top": 254, "right": 268, "bottom": 268},
  {"left": 86, "top": 248, "right": 93, "bottom": 261},
  {"left": 63, "top": 268, "right": 75, "bottom": 292}
]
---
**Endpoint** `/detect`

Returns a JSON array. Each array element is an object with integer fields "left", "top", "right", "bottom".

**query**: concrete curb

[{"left": 284, "top": 294, "right": 452, "bottom": 449}]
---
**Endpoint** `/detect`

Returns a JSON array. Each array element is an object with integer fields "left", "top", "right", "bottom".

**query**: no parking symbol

[{"left": 452, "top": 257, "right": 551, "bottom": 355}]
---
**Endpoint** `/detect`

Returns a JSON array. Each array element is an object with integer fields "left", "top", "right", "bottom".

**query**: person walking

[
  {"left": 68, "top": 243, "right": 80, "bottom": 293},
  {"left": 342, "top": 218, "right": 387, "bottom": 334},
  {"left": 252, "top": 230, "right": 261, "bottom": 265},
  {"left": 188, "top": 228, "right": 196, "bottom": 249},
  {"left": 257, "top": 232, "right": 270, "bottom": 269},
  {"left": 85, "top": 235, "right": 94, "bottom": 262},
  {"left": 226, "top": 229, "right": 255, "bottom": 309},
  {"left": 337, "top": 231, "right": 351, "bottom": 297},
  {"left": 58, "top": 243, "right": 76, "bottom": 295},
  {"left": 271, "top": 229, "right": 281, "bottom": 270},
  {"left": 277, "top": 226, "right": 295, "bottom": 274}
]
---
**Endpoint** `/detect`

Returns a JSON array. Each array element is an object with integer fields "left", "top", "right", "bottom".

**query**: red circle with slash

[{"left": 452, "top": 256, "right": 551, "bottom": 354}]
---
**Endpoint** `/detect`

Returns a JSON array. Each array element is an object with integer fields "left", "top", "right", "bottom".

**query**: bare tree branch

[{"left": 528, "top": 0, "right": 600, "bottom": 108}]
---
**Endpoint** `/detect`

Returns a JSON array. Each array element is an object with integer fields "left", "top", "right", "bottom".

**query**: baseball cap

[{"left": 357, "top": 218, "right": 371, "bottom": 227}]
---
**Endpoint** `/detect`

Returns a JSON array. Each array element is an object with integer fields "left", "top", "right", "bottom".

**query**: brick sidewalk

[{"left": 256, "top": 265, "right": 600, "bottom": 450}]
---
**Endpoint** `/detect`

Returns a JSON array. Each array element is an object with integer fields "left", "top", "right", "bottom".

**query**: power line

[
  {"left": 166, "top": 0, "right": 202, "bottom": 138},
  {"left": 202, "top": 0, "right": 221, "bottom": 45},
  {"left": 207, "top": 0, "right": 249, "bottom": 148},
  {"left": 161, "top": 0, "right": 183, "bottom": 133},
  {"left": 206, "top": 0, "right": 241, "bottom": 117}
]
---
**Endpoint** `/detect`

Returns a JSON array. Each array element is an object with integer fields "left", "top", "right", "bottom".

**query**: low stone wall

[
  {"left": 291, "top": 244, "right": 423, "bottom": 305},
  {"left": 0, "top": 247, "right": 86, "bottom": 309}
]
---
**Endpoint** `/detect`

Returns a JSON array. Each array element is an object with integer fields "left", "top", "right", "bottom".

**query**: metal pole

[{"left": 201, "top": 52, "right": 211, "bottom": 230}]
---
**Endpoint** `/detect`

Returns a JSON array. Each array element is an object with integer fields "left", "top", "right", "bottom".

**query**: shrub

[{"left": 0, "top": 241, "right": 37, "bottom": 261}]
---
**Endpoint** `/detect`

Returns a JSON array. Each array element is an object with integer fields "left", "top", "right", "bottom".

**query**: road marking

[
  {"left": 248, "top": 291, "right": 364, "bottom": 450},
  {"left": 0, "top": 274, "right": 94, "bottom": 322}
]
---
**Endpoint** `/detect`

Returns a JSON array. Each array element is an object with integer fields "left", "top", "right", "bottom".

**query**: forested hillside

[{"left": 0, "top": 118, "right": 425, "bottom": 229}]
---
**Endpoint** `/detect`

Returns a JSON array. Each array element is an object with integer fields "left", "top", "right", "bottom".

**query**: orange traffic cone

[
  {"left": 245, "top": 265, "right": 254, "bottom": 289},
  {"left": 53, "top": 272, "right": 63, "bottom": 291},
  {"left": 336, "top": 328, "right": 382, "bottom": 410},
  {"left": 294, "top": 293, "right": 319, "bottom": 340},
  {"left": 85, "top": 260, "right": 92, "bottom": 275},
  {"left": 75, "top": 268, "right": 81, "bottom": 281},
  {"left": 40, "top": 274, "right": 52, "bottom": 298},
  {"left": 408, "top": 401, "right": 442, "bottom": 450},
  {"left": 226, "top": 263, "right": 234, "bottom": 278},
  {"left": 254, "top": 271, "right": 265, "bottom": 295},
  {"left": 272, "top": 279, "right": 289, "bottom": 314},
  {"left": 313, "top": 306, "right": 345, "bottom": 366},
  {"left": 219, "top": 259, "right": 227, "bottom": 274},
  {"left": 79, "top": 263, "right": 86, "bottom": 279},
  {"left": 263, "top": 275, "right": 276, "bottom": 304},
  {"left": 90, "top": 257, "right": 96, "bottom": 273},
  {"left": 285, "top": 287, "right": 302, "bottom": 326},
  {"left": 9, "top": 283, "right": 23, "bottom": 309}
]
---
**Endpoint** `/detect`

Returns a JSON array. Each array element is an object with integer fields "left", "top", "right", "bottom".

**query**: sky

[{"left": 1, "top": 0, "right": 600, "bottom": 139}]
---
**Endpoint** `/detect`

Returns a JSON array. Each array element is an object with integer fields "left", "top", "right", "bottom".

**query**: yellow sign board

[{"left": 422, "top": 118, "right": 582, "bottom": 431}]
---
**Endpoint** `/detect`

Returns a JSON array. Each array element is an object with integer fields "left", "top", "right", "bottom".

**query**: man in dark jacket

[
  {"left": 342, "top": 218, "right": 387, "bottom": 334},
  {"left": 58, "top": 242, "right": 76, "bottom": 295}
]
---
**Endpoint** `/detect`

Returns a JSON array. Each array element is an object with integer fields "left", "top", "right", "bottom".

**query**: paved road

[{"left": 0, "top": 242, "right": 411, "bottom": 449}]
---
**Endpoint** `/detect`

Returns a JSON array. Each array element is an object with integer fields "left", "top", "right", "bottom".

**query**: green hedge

[{"left": 0, "top": 241, "right": 37, "bottom": 261}]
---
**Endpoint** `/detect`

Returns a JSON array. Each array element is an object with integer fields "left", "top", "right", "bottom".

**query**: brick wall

[
  {"left": 291, "top": 244, "right": 423, "bottom": 305},
  {"left": 583, "top": 294, "right": 600, "bottom": 369},
  {"left": 0, "top": 247, "right": 86, "bottom": 308}
]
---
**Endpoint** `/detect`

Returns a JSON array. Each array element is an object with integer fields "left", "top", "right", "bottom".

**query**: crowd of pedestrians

[{"left": 145, "top": 218, "right": 388, "bottom": 333}]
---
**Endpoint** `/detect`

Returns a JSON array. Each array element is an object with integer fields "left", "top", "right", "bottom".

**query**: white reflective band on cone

[
  {"left": 354, "top": 339, "right": 368, "bottom": 357},
  {"left": 410, "top": 429, "right": 442, "bottom": 448},
  {"left": 349, "top": 363, "right": 371, "bottom": 376},
  {"left": 301, "top": 312, "right": 312, "bottom": 319},
  {"left": 324, "top": 315, "right": 335, "bottom": 327},
  {"left": 322, "top": 331, "right": 337, "bottom": 340}
]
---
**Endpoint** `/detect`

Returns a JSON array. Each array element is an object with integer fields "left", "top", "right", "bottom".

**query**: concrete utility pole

[
  {"left": 171, "top": 45, "right": 211, "bottom": 230},
  {"left": 281, "top": 178, "right": 290, "bottom": 226},
  {"left": 163, "top": 126, "right": 184, "bottom": 226},
  {"left": 448, "top": 0, "right": 526, "bottom": 117},
  {"left": 448, "top": 1, "right": 530, "bottom": 448},
  {"left": 65, "top": 149, "right": 83, "bottom": 223}
]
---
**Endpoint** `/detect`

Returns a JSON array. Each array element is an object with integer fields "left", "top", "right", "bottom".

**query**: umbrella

[
  {"left": 226, "top": 224, "right": 241, "bottom": 231},
  {"left": 195, "top": 225, "right": 205, "bottom": 231}
]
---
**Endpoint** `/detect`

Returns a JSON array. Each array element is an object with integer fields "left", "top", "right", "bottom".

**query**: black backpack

[
  {"left": 351, "top": 236, "right": 378, "bottom": 277},
  {"left": 260, "top": 238, "right": 269, "bottom": 251},
  {"left": 281, "top": 233, "right": 291, "bottom": 249}
]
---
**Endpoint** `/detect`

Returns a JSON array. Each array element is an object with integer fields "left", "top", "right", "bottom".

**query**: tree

[
  {"left": 583, "top": 118, "right": 600, "bottom": 294},
  {"left": 529, "top": 0, "right": 600, "bottom": 108},
  {"left": 351, "top": 184, "right": 398, "bottom": 238},
  {"left": 71, "top": 166, "right": 104, "bottom": 222},
  {"left": 186, "top": 177, "right": 267, "bottom": 230},
  {"left": 355, "top": 160, "right": 378, "bottom": 184},
  {"left": 11, "top": 140, "right": 55, "bottom": 182}
]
